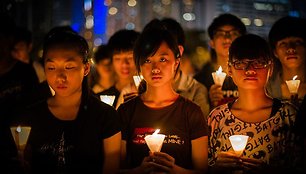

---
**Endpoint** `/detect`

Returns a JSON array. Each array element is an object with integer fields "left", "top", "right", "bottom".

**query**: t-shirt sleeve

[
  {"left": 186, "top": 101, "right": 208, "bottom": 140},
  {"left": 117, "top": 101, "right": 134, "bottom": 141}
]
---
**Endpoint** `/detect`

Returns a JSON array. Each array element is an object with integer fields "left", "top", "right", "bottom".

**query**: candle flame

[
  {"left": 153, "top": 129, "right": 160, "bottom": 135},
  {"left": 16, "top": 126, "right": 21, "bottom": 133},
  {"left": 293, "top": 75, "right": 298, "bottom": 80},
  {"left": 217, "top": 66, "right": 223, "bottom": 74}
]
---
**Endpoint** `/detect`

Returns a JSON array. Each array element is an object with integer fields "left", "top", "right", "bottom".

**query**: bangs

[{"left": 229, "top": 34, "right": 272, "bottom": 62}]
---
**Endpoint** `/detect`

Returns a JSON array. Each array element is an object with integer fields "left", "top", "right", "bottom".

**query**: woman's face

[
  {"left": 44, "top": 48, "right": 90, "bottom": 97},
  {"left": 112, "top": 51, "right": 136, "bottom": 81},
  {"left": 140, "top": 42, "right": 180, "bottom": 88},
  {"left": 229, "top": 58, "right": 272, "bottom": 90},
  {"left": 274, "top": 37, "right": 306, "bottom": 70}
]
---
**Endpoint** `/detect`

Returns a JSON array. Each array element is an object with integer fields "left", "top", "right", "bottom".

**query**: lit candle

[
  {"left": 229, "top": 135, "right": 249, "bottom": 156},
  {"left": 10, "top": 126, "right": 31, "bottom": 151},
  {"left": 285, "top": 75, "right": 300, "bottom": 94},
  {"left": 133, "top": 75, "right": 144, "bottom": 89},
  {"left": 100, "top": 95, "right": 116, "bottom": 106},
  {"left": 144, "top": 129, "right": 165, "bottom": 152},
  {"left": 212, "top": 66, "right": 227, "bottom": 86}
]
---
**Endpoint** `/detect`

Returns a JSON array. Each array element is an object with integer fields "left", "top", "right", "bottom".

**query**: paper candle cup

[
  {"left": 133, "top": 75, "right": 143, "bottom": 89},
  {"left": 212, "top": 66, "right": 226, "bottom": 86},
  {"left": 100, "top": 95, "right": 116, "bottom": 106},
  {"left": 285, "top": 80, "right": 300, "bottom": 94},
  {"left": 144, "top": 134, "right": 165, "bottom": 152},
  {"left": 212, "top": 72, "right": 226, "bottom": 86},
  {"left": 229, "top": 135, "right": 249, "bottom": 156},
  {"left": 10, "top": 126, "right": 31, "bottom": 150}
]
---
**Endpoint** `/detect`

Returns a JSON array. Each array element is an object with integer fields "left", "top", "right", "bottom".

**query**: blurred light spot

[
  {"left": 84, "top": 0, "right": 92, "bottom": 11},
  {"left": 104, "top": 0, "right": 112, "bottom": 6},
  {"left": 84, "top": 31, "right": 93, "bottom": 39},
  {"left": 222, "top": 4, "right": 230, "bottom": 12},
  {"left": 241, "top": 18, "right": 251, "bottom": 26},
  {"left": 125, "top": 22, "right": 135, "bottom": 30},
  {"left": 161, "top": 0, "right": 171, "bottom": 5},
  {"left": 254, "top": 18, "right": 263, "bottom": 26},
  {"left": 253, "top": 3, "right": 273, "bottom": 11},
  {"left": 183, "top": 13, "right": 195, "bottom": 21},
  {"left": 94, "top": 38, "right": 103, "bottom": 46},
  {"left": 85, "top": 15, "right": 94, "bottom": 29},
  {"left": 109, "top": 7, "right": 118, "bottom": 15},
  {"left": 128, "top": 0, "right": 137, "bottom": 7}
]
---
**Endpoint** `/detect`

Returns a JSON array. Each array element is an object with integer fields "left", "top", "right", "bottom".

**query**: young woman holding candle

[
  {"left": 15, "top": 30, "right": 121, "bottom": 173},
  {"left": 207, "top": 34, "right": 304, "bottom": 174},
  {"left": 267, "top": 16, "right": 306, "bottom": 107},
  {"left": 117, "top": 19, "right": 208, "bottom": 174}
]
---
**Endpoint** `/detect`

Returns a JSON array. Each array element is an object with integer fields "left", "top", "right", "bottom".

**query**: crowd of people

[{"left": 0, "top": 11, "right": 305, "bottom": 174}]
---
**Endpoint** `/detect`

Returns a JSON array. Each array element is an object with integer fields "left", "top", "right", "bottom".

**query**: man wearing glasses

[{"left": 194, "top": 13, "right": 246, "bottom": 110}]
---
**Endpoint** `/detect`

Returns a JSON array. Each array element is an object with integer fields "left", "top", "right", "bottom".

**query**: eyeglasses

[
  {"left": 229, "top": 59, "right": 271, "bottom": 70},
  {"left": 214, "top": 30, "right": 241, "bottom": 39}
]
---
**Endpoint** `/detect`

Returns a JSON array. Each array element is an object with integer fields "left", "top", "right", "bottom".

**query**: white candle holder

[
  {"left": 133, "top": 75, "right": 144, "bottom": 89},
  {"left": 212, "top": 66, "right": 226, "bottom": 86},
  {"left": 144, "top": 129, "right": 165, "bottom": 152},
  {"left": 229, "top": 135, "right": 249, "bottom": 156},
  {"left": 285, "top": 75, "right": 300, "bottom": 94},
  {"left": 10, "top": 126, "right": 31, "bottom": 151},
  {"left": 100, "top": 95, "right": 116, "bottom": 106}
]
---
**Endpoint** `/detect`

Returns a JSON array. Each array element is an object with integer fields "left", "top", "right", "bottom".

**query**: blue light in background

[
  {"left": 71, "top": 0, "right": 84, "bottom": 33},
  {"left": 289, "top": 11, "right": 299, "bottom": 17},
  {"left": 93, "top": 0, "right": 107, "bottom": 35}
]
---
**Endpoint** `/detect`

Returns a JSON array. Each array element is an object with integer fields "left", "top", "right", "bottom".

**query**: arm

[
  {"left": 209, "top": 84, "right": 224, "bottom": 107},
  {"left": 152, "top": 136, "right": 208, "bottom": 174},
  {"left": 103, "top": 132, "right": 121, "bottom": 174}
]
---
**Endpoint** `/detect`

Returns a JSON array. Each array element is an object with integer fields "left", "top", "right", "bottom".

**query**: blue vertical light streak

[
  {"left": 71, "top": 0, "right": 84, "bottom": 33},
  {"left": 93, "top": 0, "right": 107, "bottom": 35}
]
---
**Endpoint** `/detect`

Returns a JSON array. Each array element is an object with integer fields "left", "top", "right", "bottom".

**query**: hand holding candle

[
  {"left": 212, "top": 66, "right": 227, "bottom": 86},
  {"left": 144, "top": 129, "right": 165, "bottom": 152},
  {"left": 285, "top": 75, "right": 300, "bottom": 94},
  {"left": 229, "top": 135, "right": 249, "bottom": 156}
]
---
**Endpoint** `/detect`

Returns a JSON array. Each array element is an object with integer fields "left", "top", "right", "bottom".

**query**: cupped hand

[
  {"left": 213, "top": 151, "right": 243, "bottom": 171},
  {"left": 150, "top": 152, "right": 176, "bottom": 174},
  {"left": 239, "top": 157, "right": 268, "bottom": 174},
  {"left": 209, "top": 84, "right": 224, "bottom": 107}
]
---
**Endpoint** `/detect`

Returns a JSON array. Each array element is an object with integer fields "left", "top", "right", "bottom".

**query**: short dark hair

[
  {"left": 107, "top": 29, "right": 140, "bottom": 58},
  {"left": 134, "top": 19, "right": 181, "bottom": 73},
  {"left": 268, "top": 16, "right": 306, "bottom": 50},
  {"left": 93, "top": 44, "right": 111, "bottom": 64},
  {"left": 42, "top": 30, "right": 89, "bottom": 64},
  {"left": 229, "top": 34, "right": 272, "bottom": 62},
  {"left": 161, "top": 18, "right": 185, "bottom": 47},
  {"left": 208, "top": 13, "right": 246, "bottom": 39}
]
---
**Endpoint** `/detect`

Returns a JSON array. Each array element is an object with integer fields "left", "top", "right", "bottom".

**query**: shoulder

[
  {"left": 207, "top": 104, "right": 230, "bottom": 120},
  {"left": 86, "top": 94, "right": 117, "bottom": 114},
  {"left": 118, "top": 96, "right": 139, "bottom": 112}
]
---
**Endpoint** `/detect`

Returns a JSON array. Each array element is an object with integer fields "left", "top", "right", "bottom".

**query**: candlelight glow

[
  {"left": 16, "top": 126, "right": 21, "bottom": 133},
  {"left": 212, "top": 66, "right": 226, "bottom": 86},
  {"left": 293, "top": 75, "right": 298, "bottom": 80},
  {"left": 217, "top": 66, "right": 223, "bottom": 74},
  {"left": 229, "top": 135, "right": 249, "bottom": 156},
  {"left": 153, "top": 129, "right": 160, "bottom": 135},
  {"left": 144, "top": 129, "right": 165, "bottom": 152}
]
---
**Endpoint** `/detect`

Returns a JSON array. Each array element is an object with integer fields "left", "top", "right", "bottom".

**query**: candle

[
  {"left": 133, "top": 75, "right": 144, "bottom": 89},
  {"left": 285, "top": 75, "right": 300, "bottom": 94},
  {"left": 212, "top": 66, "right": 227, "bottom": 86},
  {"left": 144, "top": 129, "right": 165, "bottom": 152},
  {"left": 10, "top": 126, "right": 31, "bottom": 151},
  {"left": 229, "top": 135, "right": 249, "bottom": 156},
  {"left": 100, "top": 95, "right": 116, "bottom": 106}
]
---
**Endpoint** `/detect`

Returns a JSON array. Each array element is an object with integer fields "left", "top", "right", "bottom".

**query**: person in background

[
  {"left": 98, "top": 29, "right": 140, "bottom": 109},
  {"left": 118, "top": 19, "right": 208, "bottom": 174},
  {"left": 208, "top": 34, "right": 303, "bottom": 174},
  {"left": 161, "top": 17, "right": 210, "bottom": 118},
  {"left": 194, "top": 13, "right": 246, "bottom": 109},
  {"left": 0, "top": 12, "right": 39, "bottom": 173},
  {"left": 14, "top": 30, "right": 121, "bottom": 173},
  {"left": 267, "top": 16, "right": 306, "bottom": 107},
  {"left": 90, "top": 44, "right": 115, "bottom": 94},
  {"left": 11, "top": 26, "right": 46, "bottom": 83}
]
